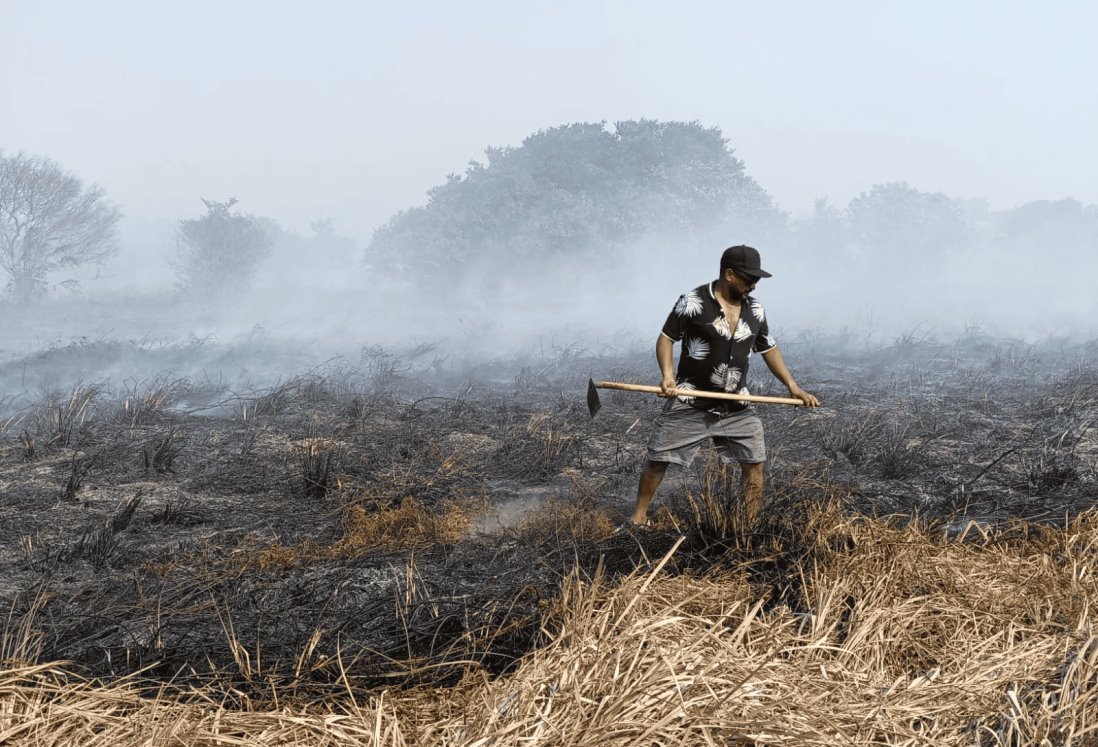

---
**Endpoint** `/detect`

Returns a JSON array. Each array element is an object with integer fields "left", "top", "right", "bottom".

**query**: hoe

[{"left": 587, "top": 378, "right": 805, "bottom": 417}]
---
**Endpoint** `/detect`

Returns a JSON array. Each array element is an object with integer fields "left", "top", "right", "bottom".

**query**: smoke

[{"left": 1, "top": 142, "right": 1096, "bottom": 412}]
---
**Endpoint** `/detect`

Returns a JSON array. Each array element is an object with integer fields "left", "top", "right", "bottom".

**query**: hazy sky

[{"left": 2, "top": 1, "right": 1095, "bottom": 239}]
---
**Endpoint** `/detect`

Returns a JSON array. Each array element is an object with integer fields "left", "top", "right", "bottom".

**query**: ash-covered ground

[{"left": 1, "top": 330, "right": 1095, "bottom": 697}]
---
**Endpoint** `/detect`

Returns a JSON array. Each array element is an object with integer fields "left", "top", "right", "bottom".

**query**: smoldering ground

[{"left": 1, "top": 321, "right": 1098, "bottom": 744}]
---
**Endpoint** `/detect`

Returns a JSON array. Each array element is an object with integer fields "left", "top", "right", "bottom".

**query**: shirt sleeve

[
  {"left": 661, "top": 295, "right": 688, "bottom": 341},
  {"left": 754, "top": 313, "right": 777, "bottom": 354}
]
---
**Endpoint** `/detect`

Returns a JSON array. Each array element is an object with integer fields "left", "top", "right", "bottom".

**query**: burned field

[{"left": 2, "top": 332, "right": 1098, "bottom": 744}]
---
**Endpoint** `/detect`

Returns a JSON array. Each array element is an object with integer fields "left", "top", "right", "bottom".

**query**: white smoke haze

[
  {"left": 2, "top": 156, "right": 1096, "bottom": 413},
  {"left": 1, "top": 4, "right": 1096, "bottom": 409}
]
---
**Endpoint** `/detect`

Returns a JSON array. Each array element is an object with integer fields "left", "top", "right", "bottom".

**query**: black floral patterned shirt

[{"left": 660, "top": 281, "right": 777, "bottom": 414}]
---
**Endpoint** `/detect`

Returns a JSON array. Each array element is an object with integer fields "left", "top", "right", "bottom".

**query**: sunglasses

[{"left": 734, "top": 270, "right": 760, "bottom": 287}]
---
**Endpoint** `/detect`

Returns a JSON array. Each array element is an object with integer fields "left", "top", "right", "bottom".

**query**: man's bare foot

[{"left": 613, "top": 518, "right": 653, "bottom": 535}]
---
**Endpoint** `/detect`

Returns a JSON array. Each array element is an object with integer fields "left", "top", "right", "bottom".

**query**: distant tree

[
  {"left": 995, "top": 198, "right": 1098, "bottom": 246},
  {"left": 309, "top": 217, "right": 336, "bottom": 237},
  {"left": 365, "top": 120, "right": 783, "bottom": 283},
  {"left": 172, "top": 198, "right": 273, "bottom": 300},
  {"left": 797, "top": 197, "right": 846, "bottom": 252},
  {"left": 0, "top": 151, "right": 122, "bottom": 303},
  {"left": 846, "top": 182, "right": 969, "bottom": 273},
  {"left": 986, "top": 198, "right": 1098, "bottom": 283}
]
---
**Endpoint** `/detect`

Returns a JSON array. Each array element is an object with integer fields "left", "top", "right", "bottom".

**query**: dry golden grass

[
  {"left": 222, "top": 449, "right": 487, "bottom": 572},
  {"left": 510, "top": 496, "right": 616, "bottom": 544},
  {"left": 220, "top": 497, "right": 477, "bottom": 574},
  {"left": 334, "top": 497, "right": 475, "bottom": 555},
  {"left": 8, "top": 506, "right": 1098, "bottom": 745}
]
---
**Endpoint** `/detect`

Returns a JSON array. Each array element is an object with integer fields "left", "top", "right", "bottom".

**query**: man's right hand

[{"left": 659, "top": 375, "right": 677, "bottom": 398}]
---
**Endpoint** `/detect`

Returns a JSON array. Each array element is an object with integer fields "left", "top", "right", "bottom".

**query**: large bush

[
  {"left": 365, "top": 120, "right": 783, "bottom": 284},
  {"left": 172, "top": 198, "right": 273, "bottom": 301}
]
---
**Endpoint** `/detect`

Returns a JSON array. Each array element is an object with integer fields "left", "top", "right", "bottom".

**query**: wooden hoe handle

[{"left": 590, "top": 380, "right": 805, "bottom": 406}]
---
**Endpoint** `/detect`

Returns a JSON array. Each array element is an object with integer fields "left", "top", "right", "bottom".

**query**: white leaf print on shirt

[
  {"left": 675, "top": 291, "right": 703, "bottom": 317},
  {"left": 676, "top": 381, "right": 697, "bottom": 403},
  {"left": 686, "top": 337, "right": 710, "bottom": 360},
  {"left": 709, "top": 364, "right": 742, "bottom": 392},
  {"left": 711, "top": 316, "right": 731, "bottom": 339},
  {"left": 733, "top": 318, "right": 752, "bottom": 342},
  {"left": 749, "top": 299, "right": 765, "bottom": 323}
]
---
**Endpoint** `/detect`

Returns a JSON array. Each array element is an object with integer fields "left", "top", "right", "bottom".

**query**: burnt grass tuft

[{"left": 0, "top": 334, "right": 1096, "bottom": 701}]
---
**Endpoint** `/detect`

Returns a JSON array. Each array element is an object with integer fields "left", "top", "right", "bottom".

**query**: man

[{"left": 627, "top": 245, "right": 820, "bottom": 528}]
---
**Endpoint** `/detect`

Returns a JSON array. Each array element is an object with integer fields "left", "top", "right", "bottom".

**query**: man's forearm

[
  {"left": 763, "top": 347, "right": 821, "bottom": 406},
  {"left": 656, "top": 335, "right": 676, "bottom": 381},
  {"left": 761, "top": 347, "right": 797, "bottom": 390}
]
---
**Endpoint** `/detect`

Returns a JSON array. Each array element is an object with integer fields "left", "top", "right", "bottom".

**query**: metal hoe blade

[{"left": 587, "top": 378, "right": 602, "bottom": 418}]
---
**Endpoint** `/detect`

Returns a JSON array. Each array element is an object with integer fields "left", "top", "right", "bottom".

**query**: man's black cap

[{"left": 721, "top": 245, "right": 772, "bottom": 278}]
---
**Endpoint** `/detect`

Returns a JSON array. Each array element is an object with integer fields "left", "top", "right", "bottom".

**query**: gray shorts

[{"left": 646, "top": 398, "right": 766, "bottom": 466}]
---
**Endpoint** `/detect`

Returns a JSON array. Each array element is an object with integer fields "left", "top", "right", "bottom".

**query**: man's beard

[{"left": 727, "top": 285, "right": 746, "bottom": 302}]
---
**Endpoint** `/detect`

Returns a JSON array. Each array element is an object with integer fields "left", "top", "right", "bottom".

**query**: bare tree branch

[{"left": 0, "top": 151, "right": 122, "bottom": 303}]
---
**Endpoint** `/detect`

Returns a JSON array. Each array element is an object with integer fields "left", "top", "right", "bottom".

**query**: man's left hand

[{"left": 789, "top": 386, "right": 821, "bottom": 408}]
